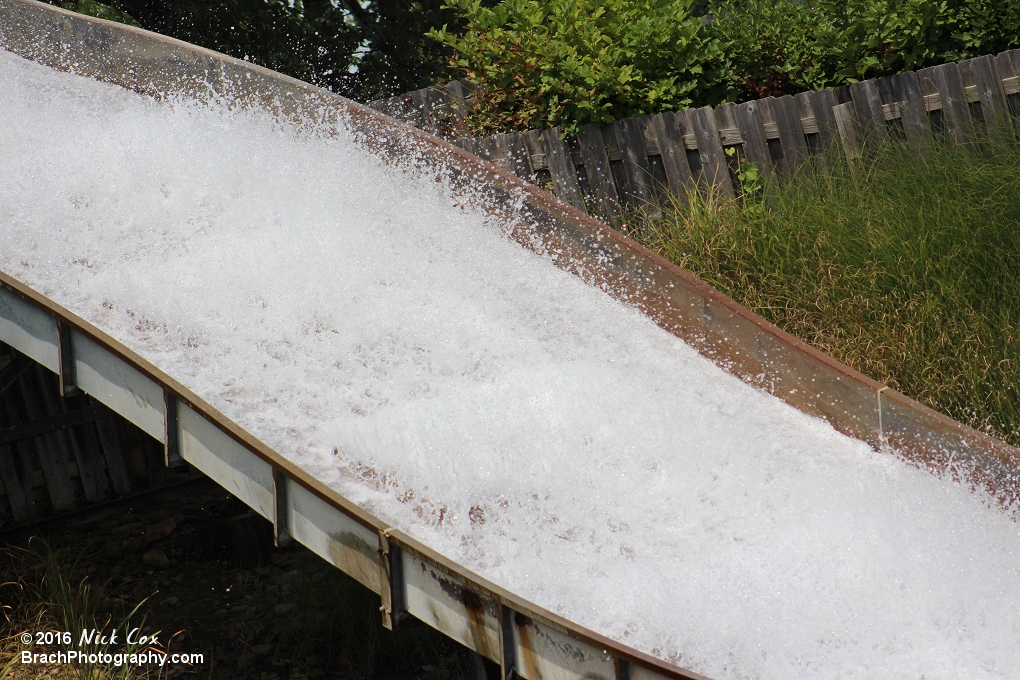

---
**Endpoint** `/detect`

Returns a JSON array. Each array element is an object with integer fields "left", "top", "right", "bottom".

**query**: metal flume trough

[{"left": 1, "top": 2, "right": 1018, "bottom": 679}]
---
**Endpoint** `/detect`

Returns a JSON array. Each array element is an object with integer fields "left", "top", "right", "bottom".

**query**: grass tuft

[{"left": 0, "top": 539, "right": 158, "bottom": 680}]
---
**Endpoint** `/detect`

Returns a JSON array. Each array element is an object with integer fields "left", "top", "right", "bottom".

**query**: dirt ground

[{"left": 1, "top": 483, "right": 473, "bottom": 680}]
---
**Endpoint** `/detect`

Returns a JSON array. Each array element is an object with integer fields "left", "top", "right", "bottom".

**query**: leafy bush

[
  {"left": 428, "top": 0, "right": 720, "bottom": 135},
  {"left": 432, "top": 0, "right": 1020, "bottom": 132},
  {"left": 707, "top": 0, "right": 1020, "bottom": 101}
]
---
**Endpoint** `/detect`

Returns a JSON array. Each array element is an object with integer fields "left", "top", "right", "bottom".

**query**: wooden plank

[
  {"left": 686, "top": 106, "right": 734, "bottom": 198},
  {"left": 804, "top": 90, "right": 838, "bottom": 147},
  {"left": 95, "top": 416, "right": 132, "bottom": 496},
  {"left": 502, "top": 133, "right": 534, "bottom": 180},
  {"left": 473, "top": 135, "right": 501, "bottom": 166},
  {"left": 918, "top": 62, "right": 972, "bottom": 144},
  {"left": 522, "top": 129, "right": 547, "bottom": 172},
  {"left": 1, "top": 395, "right": 42, "bottom": 518},
  {"left": 773, "top": 95, "right": 809, "bottom": 171},
  {"left": 443, "top": 81, "right": 469, "bottom": 122},
  {"left": 577, "top": 123, "right": 620, "bottom": 222},
  {"left": 0, "top": 350, "right": 31, "bottom": 398},
  {"left": 796, "top": 89, "right": 838, "bottom": 167},
  {"left": 0, "top": 443, "right": 29, "bottom": 520},
  {"left": 885, "top": 70, "right": 930, "bottom": 153},
  {"left": 612, "top": 116, "right": 655, "bottom": 205},
  {"left": 995, "top": 50, "right": 1020, "bottom": 120},
  {"left": 407, "top": 89, "right": 428, "bottom": 129},
  {"left": 731, "top": 101, "right": 773, "bottom": 180},
  {"left": 540, "top": 128, "right": 585, "bottom": 210},
  {"left": 712, "top": 102, "right": 738, "bottom": 142},
  {"left": 30, "top": 369, "right": 101, "bottom": 502},
  {"left": 650, "top": 111, "right": 696, "bottom": 204},
  {"left": 70, "top": 419, "right": 110, "bottom": 501},
  {"left": 833, "top": 102, "right": 861, "bottom": 168},
  {"left": 18, "top": 366, "right": 76, "bottom": 510},
  {"left": 849, "top": 79, "right": 888, "bottom": 144},
  {"left": 961, "top": 55, "right": 1012, "bottom": 145},
  {"left": 418, "top": 89, "right": 440, "bottom": 134}
]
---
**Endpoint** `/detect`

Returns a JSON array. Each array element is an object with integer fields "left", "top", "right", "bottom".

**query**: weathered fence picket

[{"left": 370, "top": 49, "right": 1020, "bottom": 217}]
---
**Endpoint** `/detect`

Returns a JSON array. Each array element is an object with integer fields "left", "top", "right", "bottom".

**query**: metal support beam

[
  {"left": 501, "top": 605, "right": 519, "bottom": 680},
  {"left": 163, "top": 390, "right": 182, "bottom": 467},
  {"left": 379, "top": 531, "right": 410, "bottom": 630},
  {"left": 272, "top": 467, "right": 292, "bottom": 548},
  {"left": 56, "top": 320, "right": 79, "bottom": 397}
]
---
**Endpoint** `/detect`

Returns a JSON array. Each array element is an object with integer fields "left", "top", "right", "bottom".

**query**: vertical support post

[
  {"left": 379, "top": 531, "right": 409, "bottom": 630},
  {"left": 500, "top": 605, "right": 518, "bottom": 680},
  {"left": 56, "top": 320, "right": 79, "bottom": 397},
  {"left": 163, "top": 390, "right": 182, "bottom": 467},
  {"left": 457, "top": 647, "right": 489, "bottom": 680},
  {"left": 615, "top": 658, "right": 632, "bottom": 680},
  {"left": 273, "top": 467, "right": 292, "bottom": 548}
]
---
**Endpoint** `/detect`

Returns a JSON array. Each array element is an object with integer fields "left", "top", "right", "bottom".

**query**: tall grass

[
  {"left": 634, "top": 135, "right": 1020, "bottom": 447},
  {"left": 1, "top": 540, "right": 156, "bottom": 680}
]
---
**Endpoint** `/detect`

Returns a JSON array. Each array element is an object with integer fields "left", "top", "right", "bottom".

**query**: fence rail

[{"left": 370, "top": 51, "right": 1020, "bottom": 222}]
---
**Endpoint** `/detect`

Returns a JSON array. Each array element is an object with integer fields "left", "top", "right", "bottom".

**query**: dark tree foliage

[{"left": 53, "top": 0, "right": 458, "bottom": 102}]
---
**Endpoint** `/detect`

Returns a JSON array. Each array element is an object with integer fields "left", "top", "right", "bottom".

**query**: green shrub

[
  {"left": 428, "top": 0, "right": 720, "bottom": 135},
  {"left": 432, "top": 0, "right": 1020, "bottom": 132},
  {"left": 631, "top": 139, "right": 1020, "bottom": 447},
  {"left": 706, "top": 0, "right": 1020, "bottom": 101}
]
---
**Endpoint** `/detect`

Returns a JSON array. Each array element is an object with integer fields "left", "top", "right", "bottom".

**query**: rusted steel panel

[
  {"left": 403, "top": 550, "right": 502, "bottom": 662},
  {"left": 513, "top": 614, "right": 615, "bottom": 680},
  {"left": 286, "top": 478, "right": 383, "bottom": 593}
]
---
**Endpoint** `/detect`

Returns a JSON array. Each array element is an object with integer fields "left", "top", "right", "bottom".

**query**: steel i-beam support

[
  {"left": 272, "top": 467, "right": 293, "bottom": 548},
  {"left": 56, "top": 320, "right": 79, "bottom": 397},
  {"left": 379, "top": 530, "right": 410, "bottom": 630},
  {"left": 163, "top": 390, "right": 183, "bottom": 467},
  {"left": 501, "top": 605, "right": 519, "bottom": 680}
]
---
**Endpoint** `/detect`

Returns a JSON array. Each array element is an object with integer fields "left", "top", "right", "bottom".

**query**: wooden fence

[{"left": 370, "top": 50, "right": 1020, "bottom": 224}]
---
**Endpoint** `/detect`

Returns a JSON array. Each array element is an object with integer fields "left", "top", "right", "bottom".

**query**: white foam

[{"left": 2, "top": 49, "right": 1018, "bottom": 679}]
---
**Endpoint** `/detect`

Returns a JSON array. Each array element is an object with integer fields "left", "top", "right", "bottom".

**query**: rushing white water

[{"left": 2, "top": 48, "right": 1018, "bottom": 679}]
